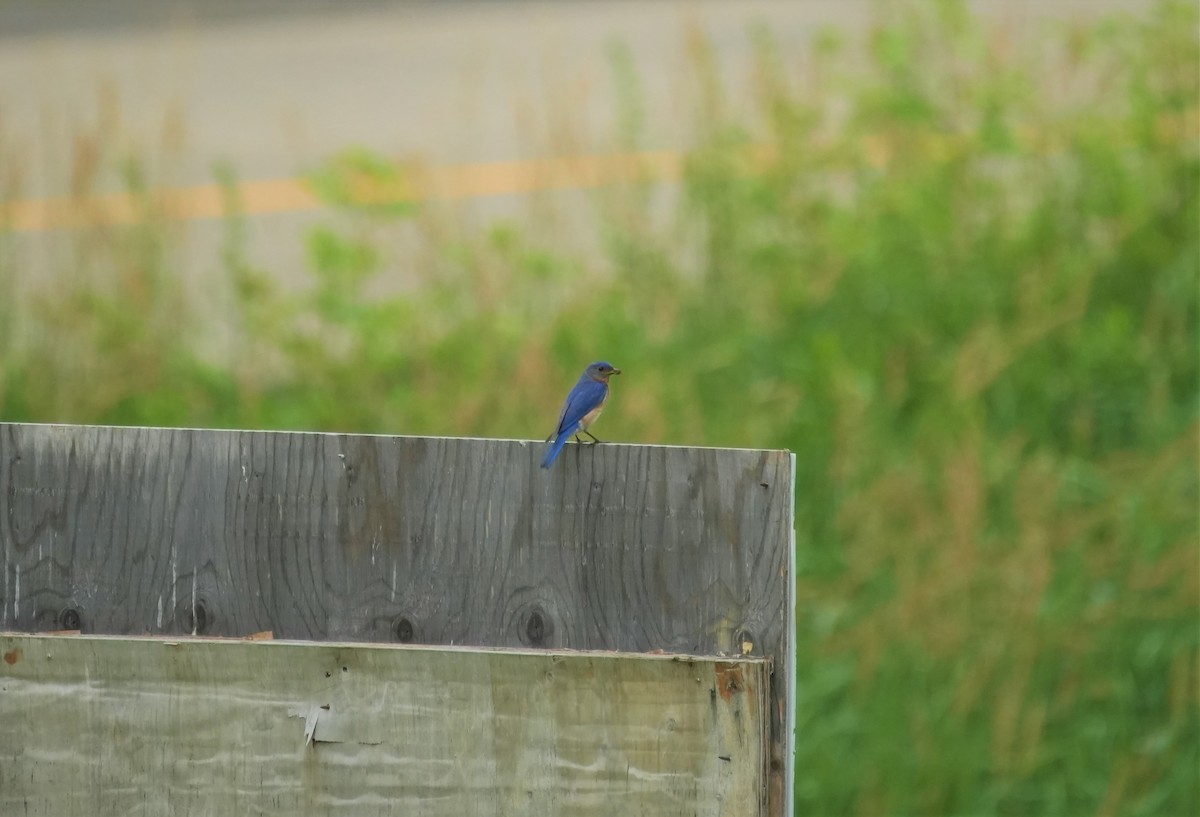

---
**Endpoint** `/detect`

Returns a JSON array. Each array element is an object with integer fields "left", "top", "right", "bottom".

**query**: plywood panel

[{"left": 0, "top": 423, "right": 793, "bottom": 810}]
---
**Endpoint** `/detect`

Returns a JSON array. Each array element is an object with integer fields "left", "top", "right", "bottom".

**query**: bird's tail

[{"left": 540, "top": 429, "right": 572, "bottom": 469}]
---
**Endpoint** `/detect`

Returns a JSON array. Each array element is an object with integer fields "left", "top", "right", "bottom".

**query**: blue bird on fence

[{"left": 541, "top": 361, "right": 621, "bottom": 469}]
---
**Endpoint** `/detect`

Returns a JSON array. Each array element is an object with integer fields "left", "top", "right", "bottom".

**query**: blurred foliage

[{"left": 1, "top": 1, "right": 1197, "bottom": 814}]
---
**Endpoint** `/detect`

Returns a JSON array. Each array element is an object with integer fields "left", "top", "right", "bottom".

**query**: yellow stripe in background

[
  {"left": 1, "top": 151, "right": 685, "bottom": 233},
  {"left": 7, "top": 104, "right": 1194, "bottom": 234}
]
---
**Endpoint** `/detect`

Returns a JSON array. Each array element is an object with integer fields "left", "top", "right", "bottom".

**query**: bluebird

[{"left": 541, "top": 361, "right": 621, "bottom": 469}]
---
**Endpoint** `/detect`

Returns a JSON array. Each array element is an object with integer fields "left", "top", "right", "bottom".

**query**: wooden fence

[{"left": 0, "top": 422, "right": 795, "bottom": 815}]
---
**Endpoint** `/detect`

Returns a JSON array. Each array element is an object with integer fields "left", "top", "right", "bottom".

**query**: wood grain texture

[
  {"left": 0, "top": 633, "right": 770, "bottom": 816},
  {"left": 0, "top": 422, "right": 793, "bottom": 812}
]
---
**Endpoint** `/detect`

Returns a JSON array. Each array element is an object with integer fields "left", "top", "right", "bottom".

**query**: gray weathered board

[
  {"left": 0, "top": 633, "right": 769, "bottom": 816},
  {"left": 0, "top": 422, "right": 794, "bottom": 810}
]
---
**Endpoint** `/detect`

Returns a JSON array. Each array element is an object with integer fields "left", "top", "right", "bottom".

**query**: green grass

[{"left": 2, "top": 1, "right": 1197, "bottom": 814}]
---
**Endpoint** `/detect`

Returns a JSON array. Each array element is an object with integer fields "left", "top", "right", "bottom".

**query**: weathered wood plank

[
  {"left": 0, "top": 633, "right": 770, "bottom": 816},
  {"left": 0, "top": 422, "right": 793, "bottom": 810}
]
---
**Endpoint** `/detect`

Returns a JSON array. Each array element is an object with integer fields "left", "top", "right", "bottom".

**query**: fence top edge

[{"left": 0, "top": 421, "right": 795, "bottom": 457}]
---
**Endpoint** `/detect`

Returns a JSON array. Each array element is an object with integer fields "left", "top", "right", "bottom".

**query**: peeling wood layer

[{"left": 0, "top": 633, "right": 770, "bottom": 817}]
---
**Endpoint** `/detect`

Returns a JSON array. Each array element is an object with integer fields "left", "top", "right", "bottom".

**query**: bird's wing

[{"left": 555, "top": 378, "right": 608, "bottom": 436}]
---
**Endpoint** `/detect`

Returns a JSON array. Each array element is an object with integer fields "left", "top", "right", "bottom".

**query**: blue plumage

[{"left": 541, "top": 361, "right": 621, "bottom": 469}]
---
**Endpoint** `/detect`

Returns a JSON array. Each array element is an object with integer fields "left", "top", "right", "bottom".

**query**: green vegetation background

[{"left": 1, "top": 2, "right": 1196, "bottom": 814}]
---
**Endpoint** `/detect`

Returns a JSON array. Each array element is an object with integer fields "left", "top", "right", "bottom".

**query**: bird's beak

[{"left": 611, "top": 368, "right": 622, "bottom": 375}]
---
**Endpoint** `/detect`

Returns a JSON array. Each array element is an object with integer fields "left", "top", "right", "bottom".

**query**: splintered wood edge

[{"left": 0, "top": 631, "right": 772, "bottom": 665}]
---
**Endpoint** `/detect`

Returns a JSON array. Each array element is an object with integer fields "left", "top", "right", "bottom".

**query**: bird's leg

[{"left": 580, "top": 430, "right": 602, "bottom": 444}]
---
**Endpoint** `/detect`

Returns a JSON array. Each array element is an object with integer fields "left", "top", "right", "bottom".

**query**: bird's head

[{"left": 586, "top": 361, "right": 621, "bottom": 382}]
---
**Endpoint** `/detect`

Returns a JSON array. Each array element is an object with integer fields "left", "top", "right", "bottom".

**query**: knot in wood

[
  {"left": 392, "top": 616, "right": 416, "bottom": 643},
  {"left": 183, "top": 601, "right": 209, "bottom": 636},
  {"left": 526, "top": 611, "right": 546, "bottom": 645},
  {"left": 59, "top": 607, "right": 83, "bottom": 631},
  {"left": 518, "top": 604, "right": 554, "bottom": 648}
]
